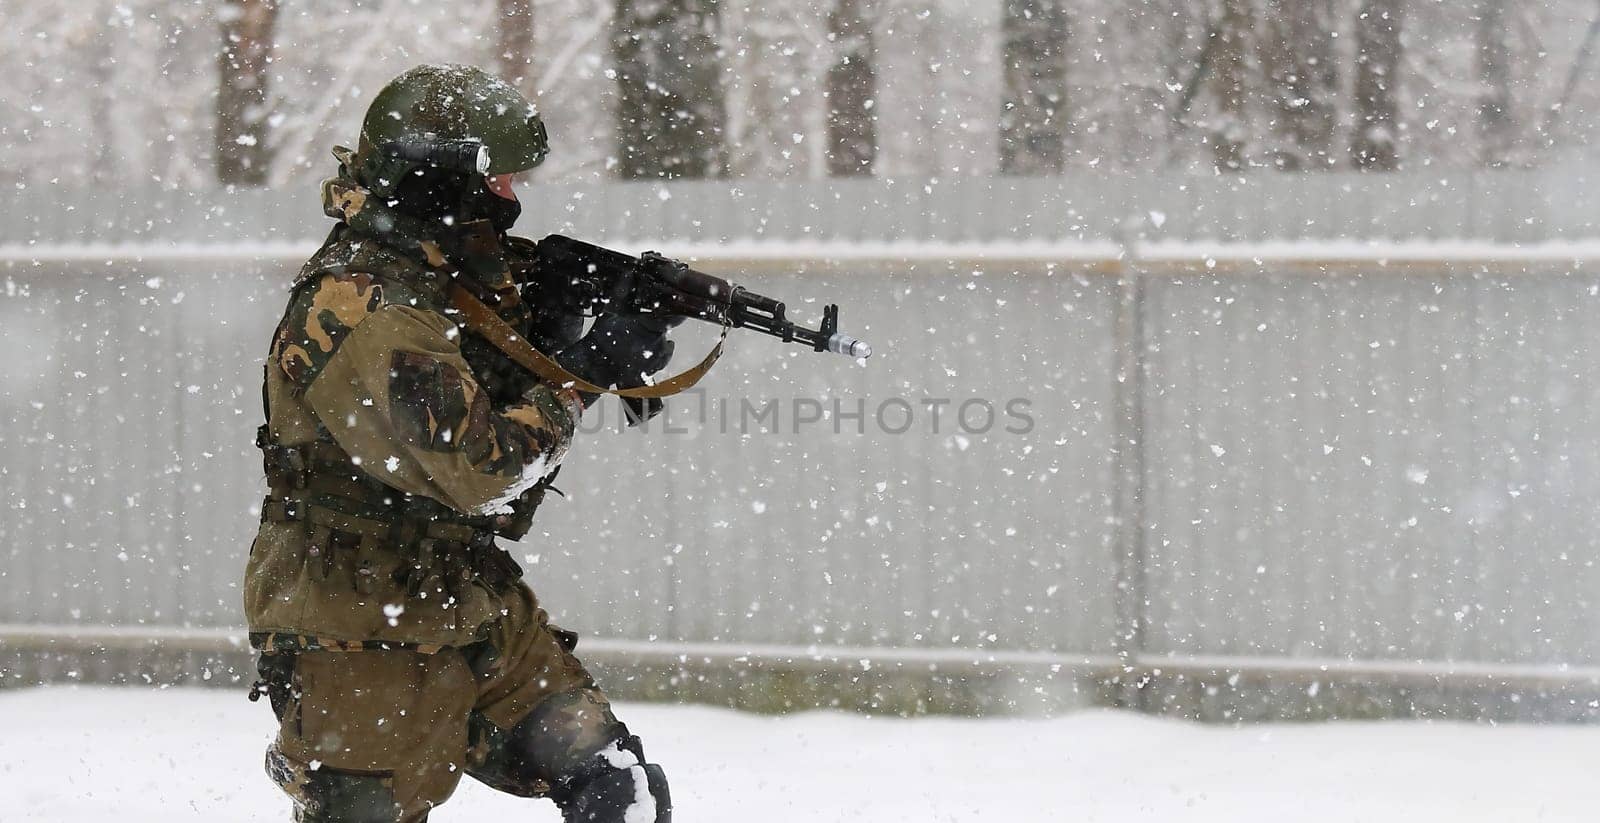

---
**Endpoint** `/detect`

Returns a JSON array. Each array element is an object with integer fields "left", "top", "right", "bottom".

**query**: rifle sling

[{"left": 448, "top": 282, "right": 726, "bottom": 400}]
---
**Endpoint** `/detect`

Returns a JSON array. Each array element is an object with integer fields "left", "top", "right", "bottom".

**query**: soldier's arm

[{"left": 300, "top": 303, "right": 582, "bottom": 515}]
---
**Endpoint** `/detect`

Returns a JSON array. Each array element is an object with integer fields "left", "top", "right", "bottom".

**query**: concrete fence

[{"left": 3, "top": 173, "right": 1600, "bottom": 721}]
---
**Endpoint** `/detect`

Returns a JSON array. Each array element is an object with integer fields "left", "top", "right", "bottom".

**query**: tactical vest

[
  {"left": 247, "top": 227, "right": 556, "bottom": 652},
  {"left": 255, "top": 423, "right": 534, "bottom": 597}
]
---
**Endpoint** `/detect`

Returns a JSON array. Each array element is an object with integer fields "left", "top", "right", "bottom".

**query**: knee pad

[
  {"left": 266, "top": 744, "right": 399, "bottom": 823},
  {"left": 558, "top": 738, "right": 671, "bottom": 823},
  {"left": 467, "top": 689, "right": 628, "bottom": 796}
]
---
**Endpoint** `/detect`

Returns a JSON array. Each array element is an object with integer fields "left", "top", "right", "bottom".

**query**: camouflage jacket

[{"left": 244, "top": 180, "right": 582, "bottom": 652}]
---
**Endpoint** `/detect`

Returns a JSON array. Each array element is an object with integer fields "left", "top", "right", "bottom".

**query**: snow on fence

[
  {"left": 4, "top": 175, "right": 1600, "bottom": 720},
  {"left": 7, "top": 166, "right": 1600, "bottom": 249}
]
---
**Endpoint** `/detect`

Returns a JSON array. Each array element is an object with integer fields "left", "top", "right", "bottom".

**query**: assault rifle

[{"left": 512, "top": 235, "right": 873, "bottom": 360}]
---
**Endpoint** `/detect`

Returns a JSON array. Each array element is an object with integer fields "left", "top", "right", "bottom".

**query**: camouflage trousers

[{"left": 258, "top": 583, "right": 627, "bottom": 822}]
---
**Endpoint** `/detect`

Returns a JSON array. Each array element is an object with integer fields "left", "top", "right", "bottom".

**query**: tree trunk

[
  {"left": 1260, "top": 0, "right": 1339, "bottom": 169},
  {"left": 497, "top": 0, "right": 536, "bottom": 92},
  {"left": 612, "top": 0, "right": 729, "bottom": 179},
  {"left": 998, "top": 0, "right": 1069, "bottom": 175},
  {"left": 215, "top": 0, "right": 278, "bottom": 186},
  {"left": 1476, "top": 0, "right": 1513, "bottom": 167},
  {"left": 91, "top": 47, "right": 117, "bottom": 186},
  {"left": 1208, "top": 0, "right": 1251, "bottom": 172},
  {"left": 826, "top": 0, "right": 877, "bottom": 177},
  {"left": 1349, "top": 0, "right": 1404, "bottom": 171}
]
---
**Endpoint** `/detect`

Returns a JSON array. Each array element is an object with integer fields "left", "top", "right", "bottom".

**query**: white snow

[
  {"left": 622, "top": 766, "right": 655, "bottom": 823},
  {"left": 476, "top": 453, "right": 550, "bottom": 516},
  {"left": 596, "top": 740, "right": 640, "bottom": 770},
  {"left": 590, "top": 742, "right": 654, "bottom": 823},
  {"left": 0, "top": 686, "right": 1591, "bottom": 822}
]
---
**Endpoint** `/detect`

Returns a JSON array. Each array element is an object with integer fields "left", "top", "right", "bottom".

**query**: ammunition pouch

[
  {"left": 256, "top": 425, "right": 530, "bottom": 597},
  {"left": 249, "top": 652, "right": 299, "bottom": 722}
]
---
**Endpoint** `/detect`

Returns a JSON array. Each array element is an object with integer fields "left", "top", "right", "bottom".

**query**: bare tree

[
  {"left": 999, "top": 0, "right": 1069, "bottom": 175},
  {"left": 215, "top": 0, "right": 279, "bottom": 186},
  {"left": 496, "top": 0, "right": 538, "bottom": 183},
  {"left": 1156, "top": 6, "right": 1217, "bottom": 169},
  {"left": 1476, "top": 0, "right": 1514, "bottom": 166},
  {"left": 826, "top": 0, "right": 877, "bottom": 176},
  {"left": 1208, "top": 0, "right": 1252, "bottom": 172},
  {"left": 498, "top": 0, "right": 536, "bottom": 92},
  {"left": 719, "top": 4, "right": 824, "bottom": 178},
  {"left": 17, "top": 0, "right": 1600, "bottom": 190},
  {"left": 612, "top": 0, "right": 729, "bottom": 179},
  {"left": 1350, "top": 0, "right": 1405, "bottom": 171},
  {"left": 1260, "top": 0, "right": 1340, "bottom": 169}
]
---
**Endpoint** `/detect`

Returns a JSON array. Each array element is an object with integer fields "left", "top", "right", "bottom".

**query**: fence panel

[
  {"left": 0, "top": 252, "right": 1123, "bottom": 656},
  {"left": 1140, "top": 264, "right": 1600, "bottom": 665},
  {"left": 5, "top": 176, "right": 1600, "bottom": 699}
]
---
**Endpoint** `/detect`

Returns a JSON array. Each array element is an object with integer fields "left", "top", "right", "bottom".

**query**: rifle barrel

[{"left": 827, "top": 333, "right": 873, "bottom": 359}]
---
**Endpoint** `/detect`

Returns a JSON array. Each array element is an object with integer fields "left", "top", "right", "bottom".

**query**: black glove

[
  {"left": 504, "top": 234, "right": 588, "bottom": 353},
  {"left": 557, "top": 312, "right": 683, "bottom": 424},
  {"left": 526, "top": 303, "right": 587, "bottom": 354}
]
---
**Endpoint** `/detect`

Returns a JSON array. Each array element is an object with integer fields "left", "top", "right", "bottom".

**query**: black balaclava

[{"left": 391, "top": 166, "right": 522, "bottom": 235}]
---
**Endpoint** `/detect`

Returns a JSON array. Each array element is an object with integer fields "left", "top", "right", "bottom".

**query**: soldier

[{"left": 244, "top": 64, "right": 675, "bottom": 822}]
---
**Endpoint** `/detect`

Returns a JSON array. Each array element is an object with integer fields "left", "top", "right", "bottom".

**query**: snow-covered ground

[{"left": 0, "top": 686, "right": 1590, "bottom": 822}]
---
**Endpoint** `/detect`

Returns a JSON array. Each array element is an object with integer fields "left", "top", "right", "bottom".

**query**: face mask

[
  {"left": 384, "top": 166, "right": 519, "bottom": 233},
  {"left": 468, "top": 186, "right": 523, "bottom": 233},
  {"left": 389, "top": 166, "right": 468, "bottom": 226}
]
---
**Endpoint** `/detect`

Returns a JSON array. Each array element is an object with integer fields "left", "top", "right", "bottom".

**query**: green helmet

[{"left": 354, "top": 63, "right": 549, "bottom": 183}]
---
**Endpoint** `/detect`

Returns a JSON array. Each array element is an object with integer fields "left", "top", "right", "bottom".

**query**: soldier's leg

[
  {"left": 463, "top": 584, "right": 671, "bottom": 822},
  {"left": 256, "top": 648, "right": 477, "bottom": 822}
]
